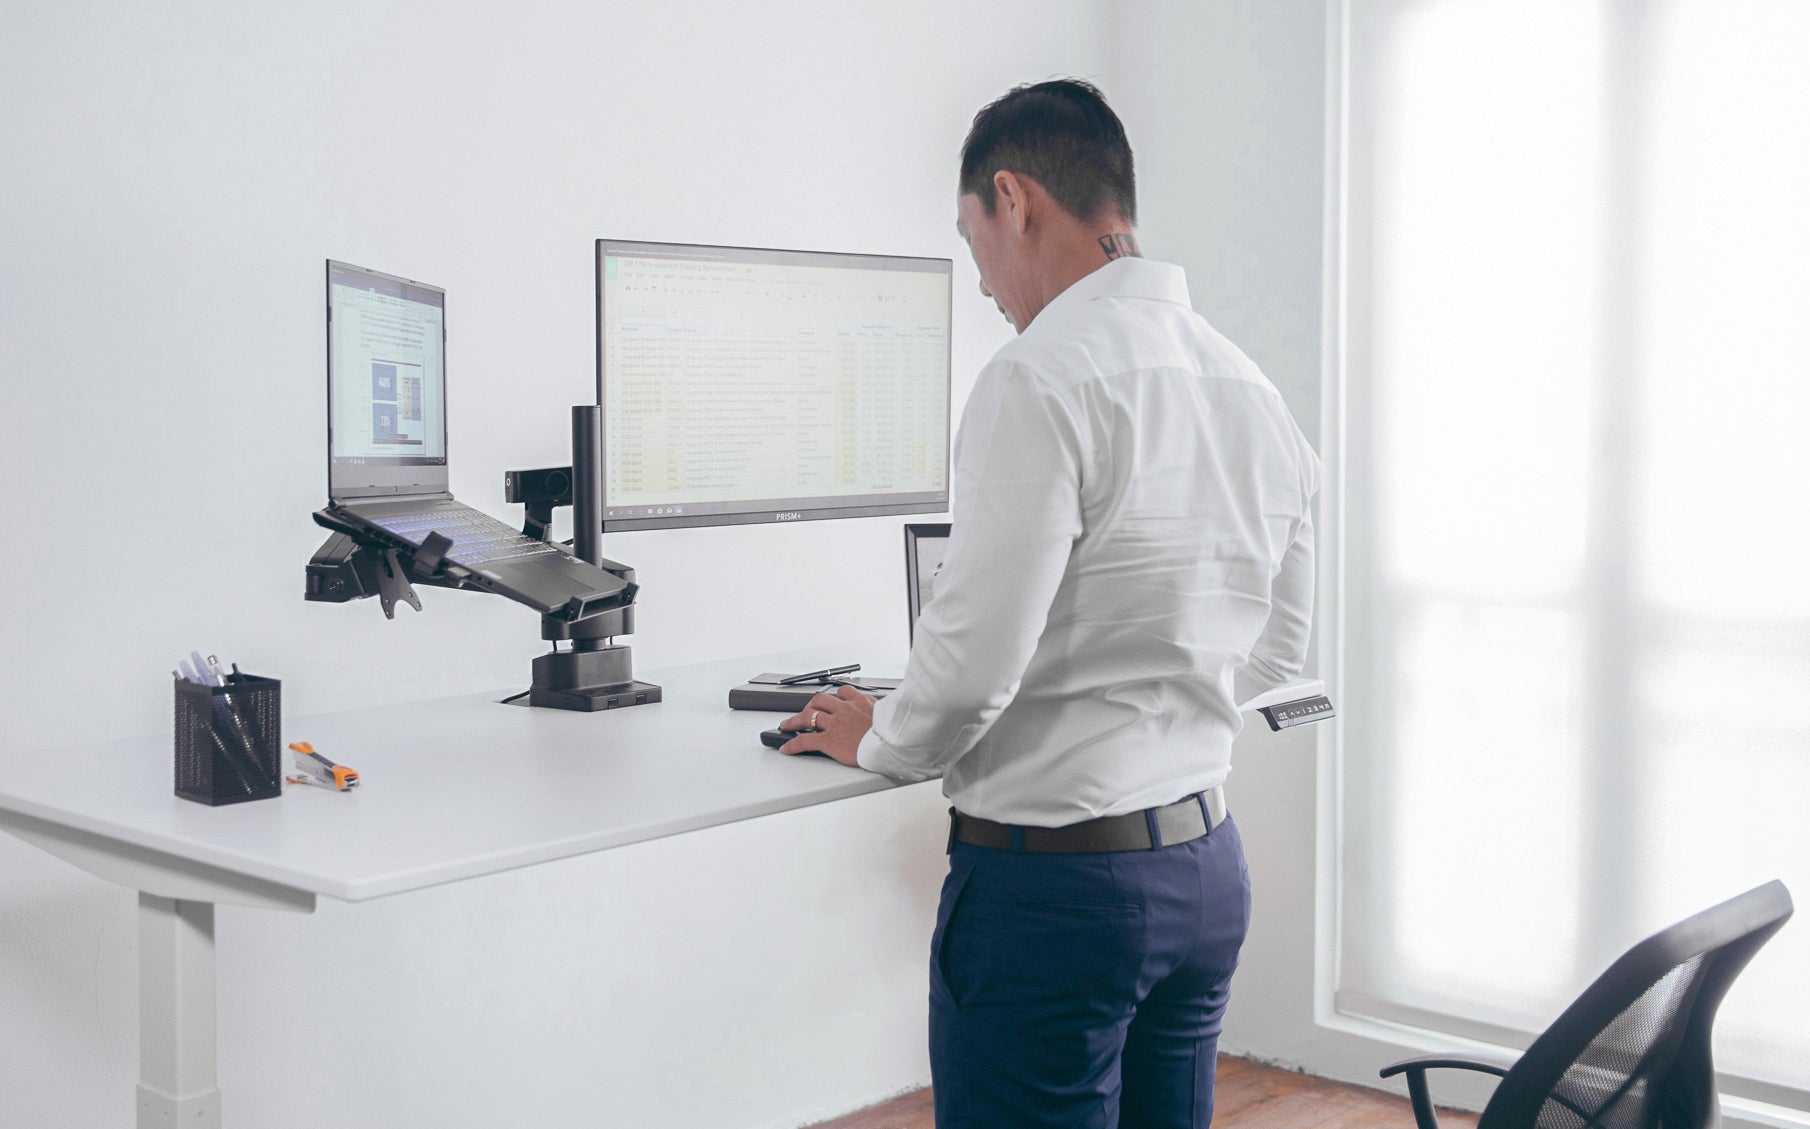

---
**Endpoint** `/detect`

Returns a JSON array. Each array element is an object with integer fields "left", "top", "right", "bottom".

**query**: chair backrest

[{"left": 1477, "top": 880, "right": 1793, "bottom": 1129}]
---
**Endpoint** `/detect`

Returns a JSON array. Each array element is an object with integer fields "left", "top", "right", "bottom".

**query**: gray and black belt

[{"left": 948, "top": 784, "right": 1228, "bottom": 854}]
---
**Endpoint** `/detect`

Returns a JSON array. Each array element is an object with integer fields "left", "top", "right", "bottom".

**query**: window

[{"left": 1339, "top": 0, "right": 1810, "bottom": 1109}]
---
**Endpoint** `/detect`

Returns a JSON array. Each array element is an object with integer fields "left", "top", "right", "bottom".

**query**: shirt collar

[{"left": 1028, "top": 257, "right": 1192, "bottom": 330}]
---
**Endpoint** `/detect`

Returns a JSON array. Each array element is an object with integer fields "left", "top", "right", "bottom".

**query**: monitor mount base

[
  {"left": 528, "top": 612, "right": 663, "bottom": 711},
  {"left": 509, "top": 406, "right": 660, "bottom": 712}
]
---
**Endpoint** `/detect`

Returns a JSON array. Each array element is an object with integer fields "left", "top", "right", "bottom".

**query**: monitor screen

[
  {"left": 326, "top": 260, "right": 448, "bottom": 499},
  {"left": 596, "top": 239, "right": 952, "bottom": 531}
]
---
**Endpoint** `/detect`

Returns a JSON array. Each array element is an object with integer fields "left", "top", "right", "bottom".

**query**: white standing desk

[
  {"left": 0, "top": 648, "right": 1323, "bottom": 1128},
  {"left": 0, "top": 651, "right": 905, "bottom": 1129}
]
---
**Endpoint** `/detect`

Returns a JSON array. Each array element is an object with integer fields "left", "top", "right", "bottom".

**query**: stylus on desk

[{"left": 778, "top": 663, "right": 861, "bottom": 686}]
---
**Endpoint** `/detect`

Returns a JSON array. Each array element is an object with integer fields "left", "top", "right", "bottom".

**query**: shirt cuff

[
  {"left": 855, "top": 727, "right": 932, "bottom": 782},
  {"left": 854, "top": 728, "right": 888, "bottom": 773}
]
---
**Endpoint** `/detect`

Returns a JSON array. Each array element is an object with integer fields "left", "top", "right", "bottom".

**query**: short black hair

[{"left": 959, "top": 78, "right": 1137, "bottom": 225}]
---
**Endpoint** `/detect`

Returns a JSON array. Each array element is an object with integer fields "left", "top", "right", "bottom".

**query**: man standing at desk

[{"left": 780, "top": 78, "right": 1318, "bottom": 1128}]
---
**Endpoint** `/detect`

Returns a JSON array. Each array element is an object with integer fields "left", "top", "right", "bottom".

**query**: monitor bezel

[{"left": 593, "top": 238, "right": 953, "bottom": 533}]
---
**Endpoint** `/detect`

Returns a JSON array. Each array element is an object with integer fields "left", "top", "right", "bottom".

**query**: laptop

[{"left": 322, "top": 260, "right": 628, "bottom": 620}]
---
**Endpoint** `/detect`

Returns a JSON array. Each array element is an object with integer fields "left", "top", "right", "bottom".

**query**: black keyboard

[{"left": 371, "top": 507, "right": 564, "bottom": 565}]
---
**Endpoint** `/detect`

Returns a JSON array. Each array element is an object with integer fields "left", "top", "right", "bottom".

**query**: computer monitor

[{"left": 595, "top": 239, "right": 953, "bottom": 532}]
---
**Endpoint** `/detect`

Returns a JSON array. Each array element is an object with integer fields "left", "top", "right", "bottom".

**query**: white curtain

[{"left": 1338, "top": 0, "right": 1810, "bottom": 1108}]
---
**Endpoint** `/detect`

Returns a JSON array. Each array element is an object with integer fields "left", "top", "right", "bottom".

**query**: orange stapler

[{"left": 286, "top": 742, "right": 360, "bottom": 791}]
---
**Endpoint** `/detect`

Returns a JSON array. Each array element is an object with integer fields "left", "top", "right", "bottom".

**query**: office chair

[{"left": 1380, "top": 879, "right": 1793, "bottom": 1129}]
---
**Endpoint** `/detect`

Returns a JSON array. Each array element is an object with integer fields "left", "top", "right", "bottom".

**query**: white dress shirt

[{"left": 855, "top": 257, "right": 1320, "bottom": 826}]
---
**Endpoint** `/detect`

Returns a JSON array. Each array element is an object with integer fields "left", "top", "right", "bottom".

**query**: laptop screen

[{"left": 326, "top": 260, "right": 449, "bottom": 499}]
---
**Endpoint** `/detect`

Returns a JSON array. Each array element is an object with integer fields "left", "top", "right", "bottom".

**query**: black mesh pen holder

[{"left": 173, "top": 674, "right": 282, "bottom": 805}]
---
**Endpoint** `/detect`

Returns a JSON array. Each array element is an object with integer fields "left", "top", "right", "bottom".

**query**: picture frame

[{"left": 904, "top": 522, "right": 951, "bottom": 643}]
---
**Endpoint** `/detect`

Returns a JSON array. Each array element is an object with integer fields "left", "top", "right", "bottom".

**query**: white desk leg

[
  {"left": 0, "top": 810, "right": 314, "bottom": 1128},
  {"left": 137, "top": 893, "right": 222, "bottom": 1129}
]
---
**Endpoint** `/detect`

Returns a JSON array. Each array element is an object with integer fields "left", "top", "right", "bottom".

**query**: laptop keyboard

[{"left": 371, "top": 507, "right": 565, "bottom": 566}]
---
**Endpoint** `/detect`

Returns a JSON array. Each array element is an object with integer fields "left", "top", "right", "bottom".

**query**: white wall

[{"left": 0, "top": 4, "right": 1112, "bottom": 1125}]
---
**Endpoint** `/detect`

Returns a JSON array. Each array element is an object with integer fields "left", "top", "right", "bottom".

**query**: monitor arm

[
  {"left": 511, "top": 407, "right": 662, "bottom": 710},
  {"left": 503, "top": 461, "right": 641, "bottom": 641},
  {"left": 301, "top": 406, "right": 661, "bottom": 712},
  {"left": 301, "top": 508, "right": 636, "bottom": 625}
]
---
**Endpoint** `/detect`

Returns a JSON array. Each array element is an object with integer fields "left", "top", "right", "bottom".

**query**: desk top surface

[{"left": 0, "top": 649, "right": 909, "bottom": 902}]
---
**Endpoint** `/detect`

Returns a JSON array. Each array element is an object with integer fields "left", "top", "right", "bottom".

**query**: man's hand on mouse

[{"left": 779, "top": 684, "right": 876, "bottom": 767}]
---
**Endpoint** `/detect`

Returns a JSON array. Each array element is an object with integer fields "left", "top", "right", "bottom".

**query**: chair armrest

[
  {"left": 1379, "top": 1052, "right": 1517, "bottom": 1129},
  {"left": 1380, "top": 1052, "right": 1516, "bottom": 1080}
]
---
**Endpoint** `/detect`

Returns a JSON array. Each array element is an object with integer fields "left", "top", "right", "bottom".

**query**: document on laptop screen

[{"left": 329, "top": 276, "right": 447, "bottom": 464}]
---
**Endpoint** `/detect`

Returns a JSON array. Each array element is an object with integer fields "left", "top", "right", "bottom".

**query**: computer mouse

[{"left": 761, "top": 727, "right": 830, "bottom": 757}]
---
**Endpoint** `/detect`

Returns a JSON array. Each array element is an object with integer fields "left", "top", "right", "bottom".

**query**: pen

[
  {"left": 778, "top": 663, "right": 862, "bottom": 686},
  {"left": 190, "top": 651, "right": 221, "bottom": 686}
]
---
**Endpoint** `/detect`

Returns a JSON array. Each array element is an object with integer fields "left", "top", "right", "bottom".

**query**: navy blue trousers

[{"left": 929, "top": 814, "right": 1251, "bottom": 1129}]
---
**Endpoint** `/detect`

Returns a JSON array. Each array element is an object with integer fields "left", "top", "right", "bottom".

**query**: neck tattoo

[{"left": 1099, "top": 233, "right": 1143, "bottom": 261}]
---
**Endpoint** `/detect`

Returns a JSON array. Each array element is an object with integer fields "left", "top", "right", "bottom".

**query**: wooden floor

[{"left": 807, "top": 1054, "right": 1482, "bottom": 1129}]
